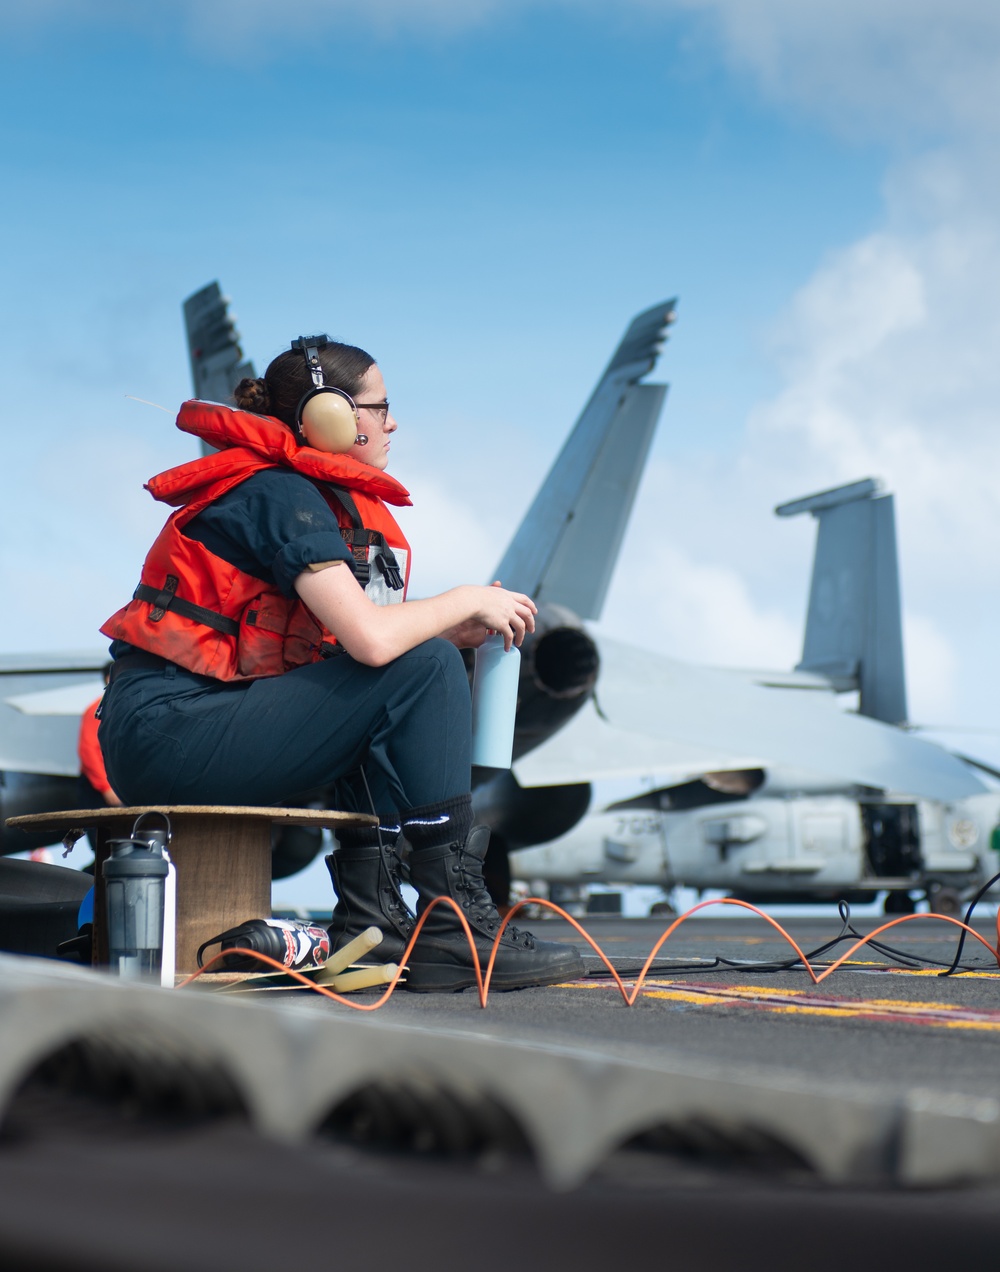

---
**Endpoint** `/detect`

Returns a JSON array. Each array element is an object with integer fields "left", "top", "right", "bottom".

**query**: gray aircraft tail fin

[
  {"left": 776, "top": 478, "right": 908, "bottom": 725},
  {"left": 183, "top": 282, "right": 255, "bottom": 406},
  {"left": 491, "top": 301, "right": 676, "bottom": 621}
]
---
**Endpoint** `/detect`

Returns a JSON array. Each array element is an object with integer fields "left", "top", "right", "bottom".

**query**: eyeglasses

[{"left": 355, "top": 400, "right": 390, "bottom": 426}]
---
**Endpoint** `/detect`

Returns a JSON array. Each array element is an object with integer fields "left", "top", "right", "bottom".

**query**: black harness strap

[
  {"left": 326, "top": 484, "right": 365, "bottom": 530},
  {"left": 325, "top": 484, "right": 404, "bottom": 593},
  {"left": 133, "top": 583, "right": 240, "bottom": 637}
]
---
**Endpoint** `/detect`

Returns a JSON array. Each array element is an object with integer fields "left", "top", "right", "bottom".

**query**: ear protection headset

[{"left": 291, "top": 335, "right": 369, "bottom": 453}]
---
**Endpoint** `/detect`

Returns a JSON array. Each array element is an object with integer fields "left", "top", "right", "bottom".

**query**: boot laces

[
  {"left": 453, "top": 850, "right": 533, "bottom": 948},
  {"left": 380, "top": 848, "right": 415, "bottom": 930}
]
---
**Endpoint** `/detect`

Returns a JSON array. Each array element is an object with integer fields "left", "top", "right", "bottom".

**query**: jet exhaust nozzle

[
  {"left": 508, "top": 605, "right": 599, "bottom": 762},
  {"left": 528, "top": 624, "right": 600, "bottom": 701},
  {"left": 522, "top": 604, "right": 599, "bottom": 701}
]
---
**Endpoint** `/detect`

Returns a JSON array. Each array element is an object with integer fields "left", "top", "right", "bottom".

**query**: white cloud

[
  {"left": 769, "top": 235, "right": 927, "bottom": 382},
  {"left": 753, "top": 166, "right": 1000, "bottom": 583},
  {"left": 663, "top": 0, "right": 1000, "bottom": 140},
  {"left": 602, "top": 539, "right": 800, "bottom": 669},
  {"left": 903, "top": 612, "right": 957, "bottom": 726},
  {"left": 0, "top": 424, "right": 183, "bottom": 655},
  {"left": 392, "top": 467, "right": 506, "bottom": 600}
]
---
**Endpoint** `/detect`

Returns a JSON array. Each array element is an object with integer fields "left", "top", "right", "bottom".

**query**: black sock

[
  {"left": 336, "top": 820, "right": 401, "bottom": 852},
  {"left": 402, "top": 796, "right": 473, "bottom": 853}
]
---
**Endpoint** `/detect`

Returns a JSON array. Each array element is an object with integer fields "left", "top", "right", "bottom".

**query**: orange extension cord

[{"left": 176, "top": 895, "right": 1000, "bottom": 1010}]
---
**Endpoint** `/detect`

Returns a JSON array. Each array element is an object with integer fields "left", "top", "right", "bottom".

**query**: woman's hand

[
  {"left": 463, "top": 581, "right": 536, "bottom": 651},
  {"left": 441, "top": 619, "right": 493, "bottom": 650},
  {"left": 442, "top": 581, "right": 536, "bottom": 651}
]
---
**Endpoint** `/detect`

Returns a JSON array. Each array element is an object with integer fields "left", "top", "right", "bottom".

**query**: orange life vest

[{"left": 101, "top": 401, "right": 413, "bottom": 682}]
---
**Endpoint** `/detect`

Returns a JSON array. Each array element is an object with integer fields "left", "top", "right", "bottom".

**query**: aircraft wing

[
  {"left": 514, "top": 635, "right": 986, "bottom": 803},
  {"left": 512, "top": 696, "right": 763, "bottom": 787},
  {"left": 0, "top": 655, "right": 105, "bottom": 776},
  {"left": 721, "top": 668, "right": 842, "bottom": 692}
]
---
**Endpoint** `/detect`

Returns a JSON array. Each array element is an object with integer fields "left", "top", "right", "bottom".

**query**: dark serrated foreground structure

[{"left": 1, "top": 954, "right": 998, "bottom": 1190}]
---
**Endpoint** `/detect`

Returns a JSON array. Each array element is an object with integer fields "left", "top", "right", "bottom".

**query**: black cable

[
  {"left": 583, "top": 894, "right": 1000, "bottom": 981},
  {"left": 584, "top": 957, "right": 726, "bottom": 977},
  {"left": 357, "top": 764, "right": 384, "bottom": 854},
  {"left": 582, "top": 903, "right": 858, "bottom": 978},
  {"left": 939, "top": 868, "right": 1000, "bottom": 977},
  {"left": 828, "top": 899, "right": 921, "bottom": 969},
  {"left": 710, "top": 902, "right": 866, "bottom": 974},
  {"left": 584, "top": 914, "right": 862, "bottom": 979},
  {"left": 776, "top": 897, "right": 999, "bottom": 974},
  {"left": 802, "top": 901, "right": 994, "bottom": 973}
]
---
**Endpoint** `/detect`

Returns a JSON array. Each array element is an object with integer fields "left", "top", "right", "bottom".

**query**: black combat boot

[
  {"left": 326, "top": 840, "right": 416, "bottom": 963},
  {"left": 404, "top": 826, "right": 585, "bottom": 993}
]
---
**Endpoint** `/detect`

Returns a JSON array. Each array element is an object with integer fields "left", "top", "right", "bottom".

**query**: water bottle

[
  {"left": 103, "top": 813, "right": 172, "bottom": 980},
  {"left": 471, "top": 633, "right": 521, "bottom": 769}
]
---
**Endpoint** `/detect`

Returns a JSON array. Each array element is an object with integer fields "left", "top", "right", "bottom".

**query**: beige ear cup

[{"left": 300, "top": 391, "right": 359, "bottom": 453}]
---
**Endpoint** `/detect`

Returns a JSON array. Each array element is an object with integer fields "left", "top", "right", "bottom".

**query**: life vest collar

[{"left": 146, "top": 400, "right": 412, "bottom": 509}]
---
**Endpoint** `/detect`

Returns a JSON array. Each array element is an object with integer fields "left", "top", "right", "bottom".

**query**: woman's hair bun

[{"left": 234, "top": 377, "right": 271, "bottom": 413}]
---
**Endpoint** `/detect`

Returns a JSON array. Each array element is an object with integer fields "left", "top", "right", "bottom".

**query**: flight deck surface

[{"left": 285, "top": 911, "right": 1000, "bottom": 1097}]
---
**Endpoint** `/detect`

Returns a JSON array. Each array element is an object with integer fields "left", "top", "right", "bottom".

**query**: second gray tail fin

[
  {"left": 183, "top": 282, "right": 255, "bottom": 406},
  {"left": 776, "top": 478, "right": 907, "bottom": 725},
  {"left": 492, "top": 300, "right": 676, "bottom": 621}
]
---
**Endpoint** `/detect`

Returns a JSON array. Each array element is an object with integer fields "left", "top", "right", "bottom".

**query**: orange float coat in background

[
  {"left": 101, "top": 401, "right": 412, "bottom": 682},
  {"left": 78, "top": 696, "right": 113, "bottom": 796}
]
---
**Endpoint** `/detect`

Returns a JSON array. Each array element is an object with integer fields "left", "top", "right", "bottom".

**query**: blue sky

[
  {"left": 0, "top": 5, "right": 884, "bottom": 441},
  {"left": 2, "top": 1, "right": 1000, "bottom": 778}
]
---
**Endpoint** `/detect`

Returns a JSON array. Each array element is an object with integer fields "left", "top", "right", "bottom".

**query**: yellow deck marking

[
  {"left": 566, "top": 977, "right": 1000, "bottom": 1031},
  {"left": 841, "top": 966, "right": 1000, "bottom": 978}
]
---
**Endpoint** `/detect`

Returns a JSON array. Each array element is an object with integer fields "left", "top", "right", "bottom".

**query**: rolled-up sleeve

[
  {"left": 184, "top": 468, "right": 352, "bottom": 598},
  {"left": 271, "top": 531, "right": 351, "bottom": 595}
]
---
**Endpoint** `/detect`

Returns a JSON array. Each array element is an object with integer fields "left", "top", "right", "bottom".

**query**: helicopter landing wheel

[
  {"left": 883, "top": 890, "right": 916, "bottom": 915},
  {"left": 926, "top": 883, "right": 963, "bottom": 918}
]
